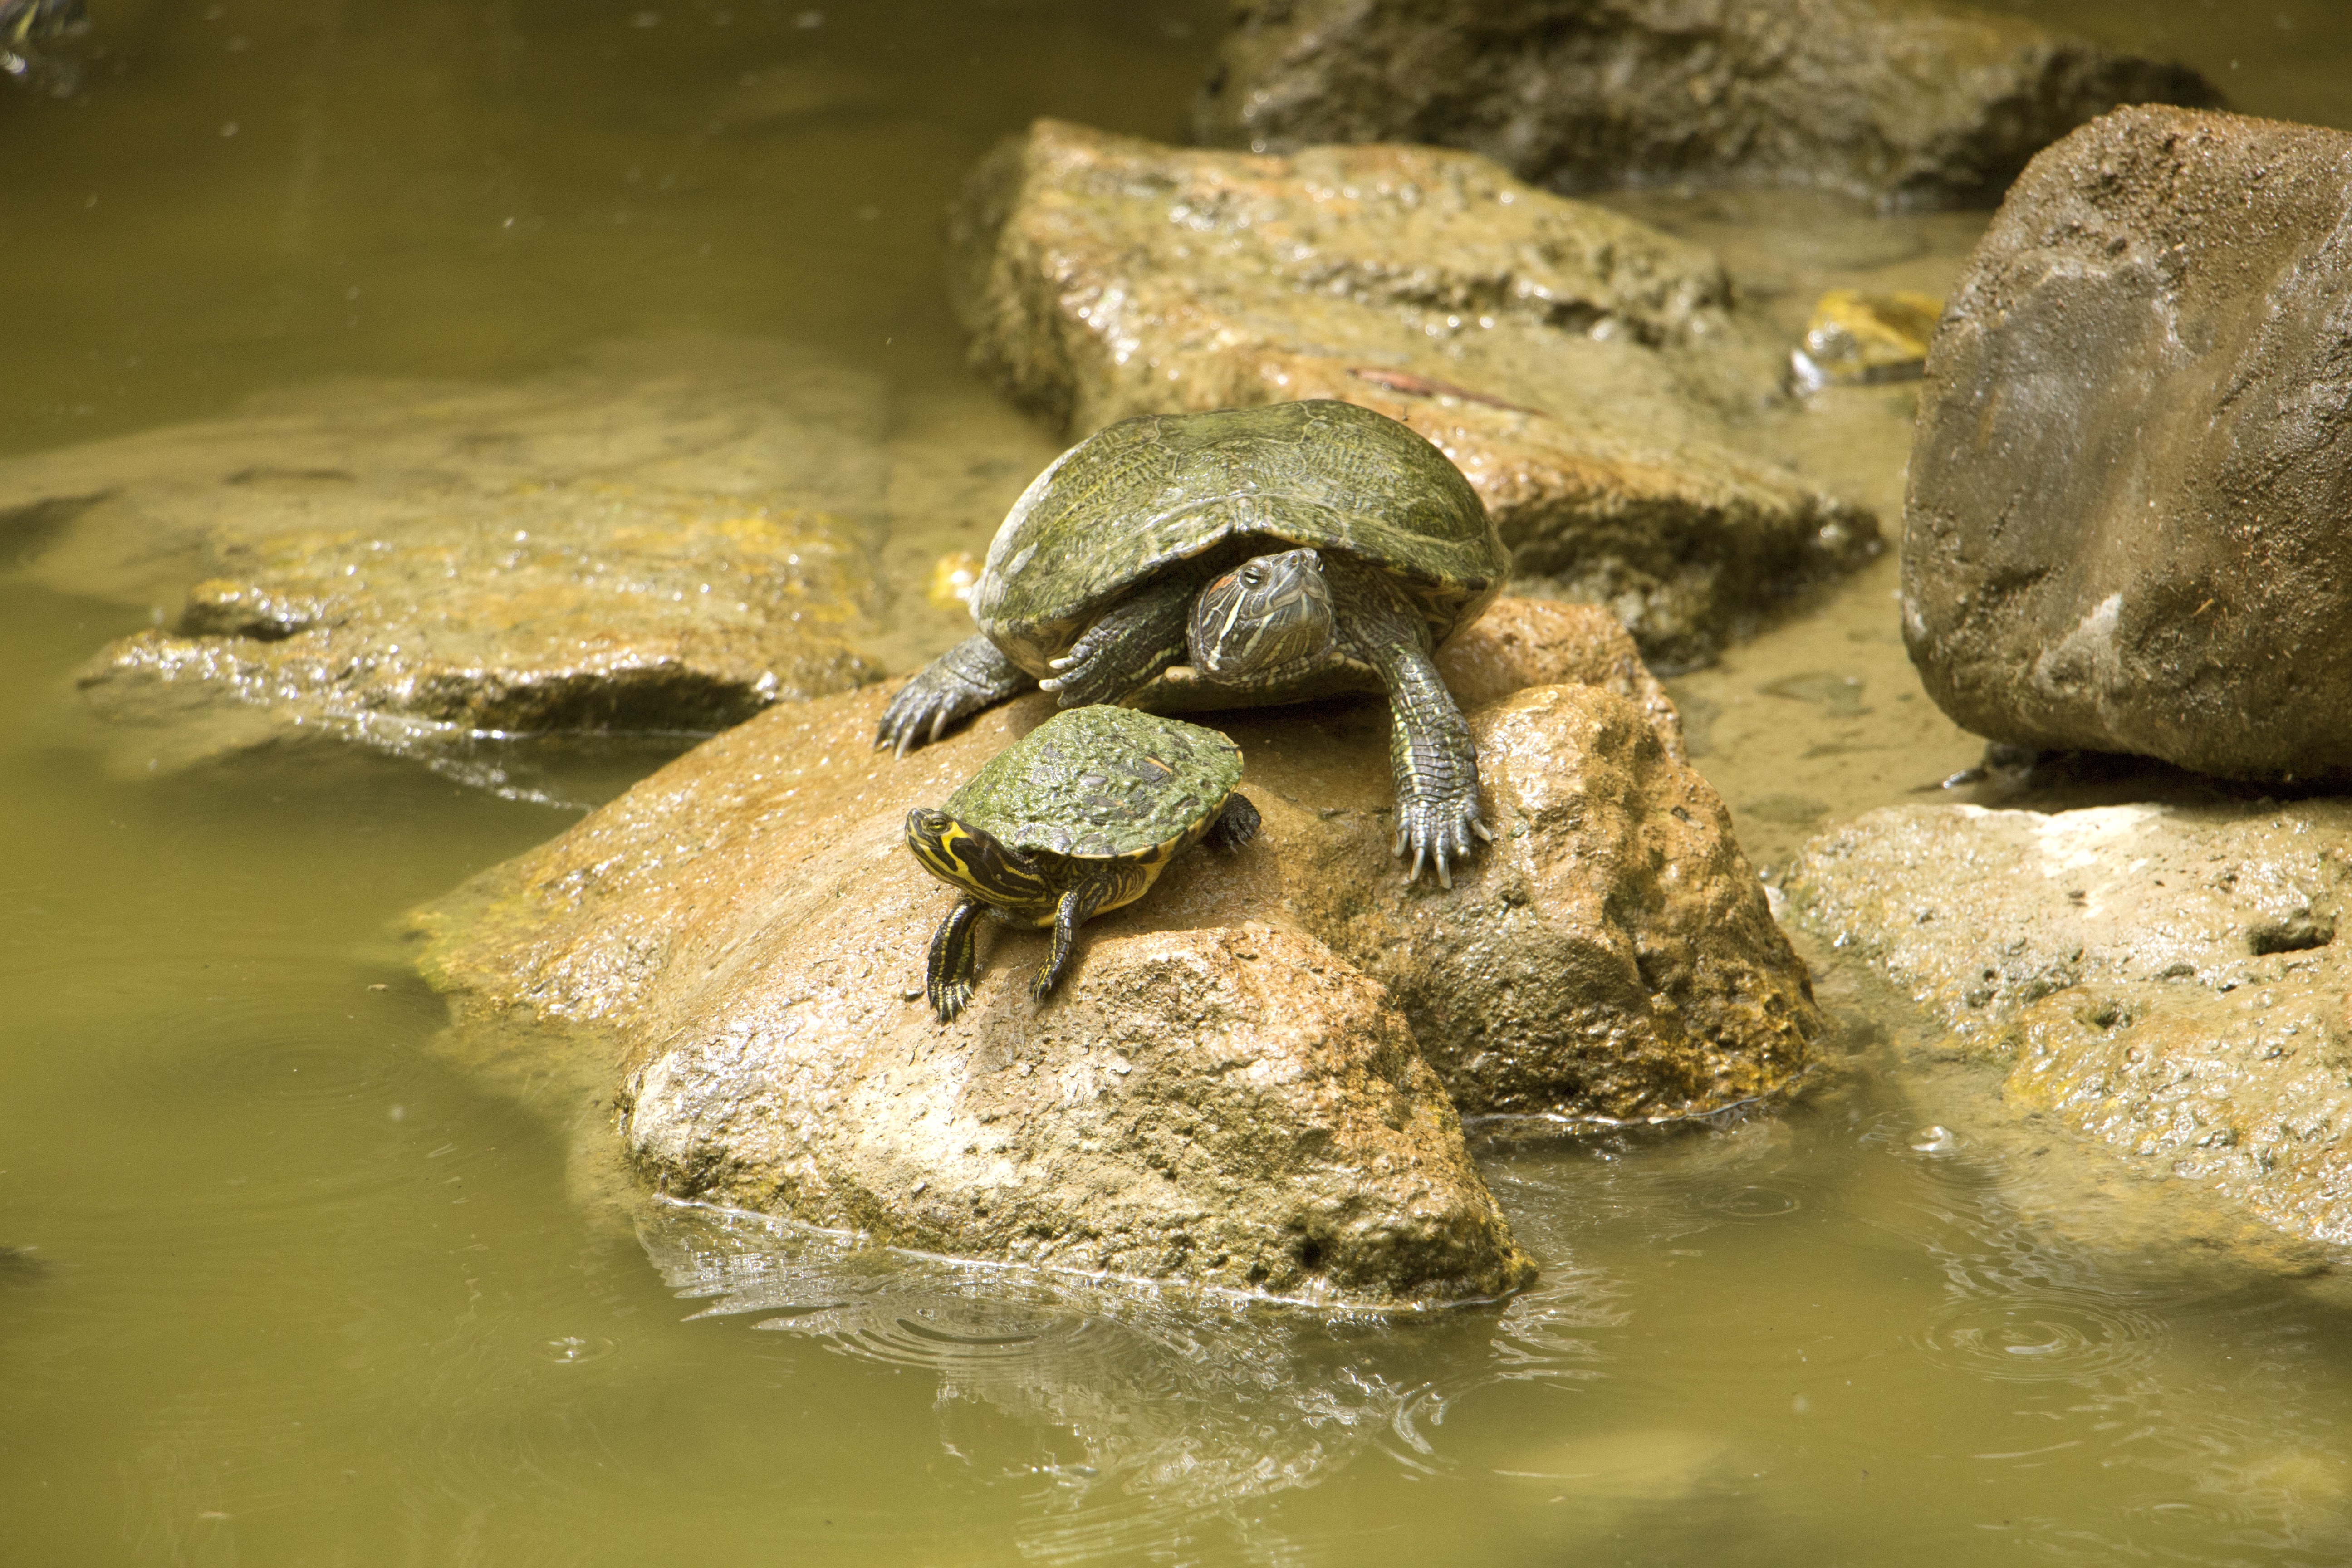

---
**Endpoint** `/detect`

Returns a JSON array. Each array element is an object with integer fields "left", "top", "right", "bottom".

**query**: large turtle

[
  {"left": 905, "top": 705, "right": 1259, "bottom": 1022},
  {"left": 878, "top": 399, "right": 1505, "bottom": 885}
]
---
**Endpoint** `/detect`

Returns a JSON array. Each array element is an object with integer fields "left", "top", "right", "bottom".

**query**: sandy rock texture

[
  {"left": 1197, "top": 0, "right": 2218, "bottom": 209},
  {"left": 416, "top": 601, "right": 1814, "bottom": 1298},
  {"left": 1789, "top": 801, "right": 2352, "bottom": 1247},
  {"left": 0, "top": 343, "right": 924, "bottom": 782},
  {"left": 951, "top": 118, "right": 1877, "bottom": 667},
  {"left": 1904, "top": 108, "right": 2352, "bottom": 783}
]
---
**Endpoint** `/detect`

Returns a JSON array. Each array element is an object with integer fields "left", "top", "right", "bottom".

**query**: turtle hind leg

[
  {"left": 1208, "top": 791, "right": 1261, "bottom": 850},
  {"left": 1029, "top": 880, "right": 1112, "bottom": 1004},
  {"left": 877, "top": 635, "right": 1034, "bottom": 757},
  {"left": 925, "top": 895, "right": 987, "bottom": 1022}
]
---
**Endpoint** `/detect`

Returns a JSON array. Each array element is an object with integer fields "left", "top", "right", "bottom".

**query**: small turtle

[
  {"left": 905, "top": 705, "right": 1259, "bottom": 1022},
  {"left": 877, "top": 399, "right": 1506, "bottom": 886}
]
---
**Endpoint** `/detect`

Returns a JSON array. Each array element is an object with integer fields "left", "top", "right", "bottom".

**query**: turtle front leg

[
  {"left": 1335, "top": 567, "right": 1490, "bottom": 887},
  {"left": 1039, "top": 574, "right": 1194, "bottom": 708},
  {"left": 876, "top": 635, "right": 1035, "bottom": 757},
  {"left": 925, "top": 895, "right": 987, "bottom": 1022},
  {"left": 1029, "top": 879, "right": 1112, "bottom": 1004}
]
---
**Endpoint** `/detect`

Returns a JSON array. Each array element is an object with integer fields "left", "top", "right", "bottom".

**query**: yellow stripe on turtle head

[{"left": 905, "top": 808, "right": 1051, "bottom": 903}]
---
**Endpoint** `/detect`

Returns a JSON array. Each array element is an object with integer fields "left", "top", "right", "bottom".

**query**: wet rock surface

[
  {"left": 415, "top": 600, "right": 1813, "bottom": 1296},
  {"left": 1197, "top": 0, "right": 2219, "bottom": 209},
  {"left": 1904, "top": 107, "right": 2352, "bottom": 783},
  {"left": 1789, "top": 800, "right": 2352, "bottom": 1248},
  {"left": 952, "top": 118, "right": 1877, "bottom": 667},
  {"left": 80, "top": 488, "right": 874, "bottom": 779},
  {"left": 0, "top": 344, "right": 940, "bottom": 786}
]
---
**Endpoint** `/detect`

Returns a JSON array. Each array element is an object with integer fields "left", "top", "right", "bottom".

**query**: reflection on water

[{"left": 7, "top": 0, "right": 2352, "bottom": 1564}]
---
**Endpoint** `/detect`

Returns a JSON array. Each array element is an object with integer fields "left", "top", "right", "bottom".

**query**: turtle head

[
  {"left": 1187, "top": 547, "right": 1336, "bottom": 684},
  {"left": 905, "top": 808, "right": 1051, "bottom": 906}
]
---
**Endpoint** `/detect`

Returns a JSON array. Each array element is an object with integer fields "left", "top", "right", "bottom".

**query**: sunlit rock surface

[
  {"left": 1789, "top": 800, "right": 2352, "bottom": 1248},
  {"left": 0, "top": 343, "right": 892, "bottom": 783},
  {"left": 415, "top": 601, "right": 1814, "bottom": 1297},
  {"left": 951, "top": 119, "right": 1877, "bottom": 667},
  {"left": 80, "top": 488, "right": 872, "bottom": 769},
  {"left": 1905, "top": 107, "right": 2352, "bottom": 783},
  {"left": 1196, "top": 0, "right": 2219, "bottom": 209}
]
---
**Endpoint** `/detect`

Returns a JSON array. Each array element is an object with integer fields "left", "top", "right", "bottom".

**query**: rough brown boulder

[
  {"left": 1904, "top": 108, "right": 2352, "bottom": 783},
  {"left": 1789, "top": 800, "right": 2352, "bottom": 1249},
  {"left": 951, "top": 118, "right": 1877, "bottom": 667},
  {"left": 1197, "top": 0, "right": 2219, "bottom": 209},
  {"left": 415, "top": 601, "right": 1815, "bottom": 1299}
]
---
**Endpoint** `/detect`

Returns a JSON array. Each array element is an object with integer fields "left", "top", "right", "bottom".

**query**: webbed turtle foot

[
  {"left": 1039, "top": 642, "right": 1125, "bottom": 708},
  {"left": 928, "top": 976, "right": 975, "bottom": 1024},
  {"left": 1392, "top": 795, "right": 1492, "bottom": 889},
  {"left": 1028, "top": 959, "right": 1070, "bottom": 1004},
  {"left": 875, "top": 635, "right": 1034, "bottom": 758}
]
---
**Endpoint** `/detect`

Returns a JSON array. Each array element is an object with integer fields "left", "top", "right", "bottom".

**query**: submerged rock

[
  {"left": 1789, "top": 801, "right": 2352, "bottom": 1249},
  {"left": 80, "top": 486, "right": 874, "bottom": 773},
  {"left": 1197, "top": 0, "right": 2219, "bottom": 210},
  {"left": 0, "top": 343, "right": 892, "bottom": 783},
  {"left": 1904, "top": 108, "right": 2352, "bottom": 783},
  {"left": 951, "top": 119, "right": 1877, "bottom": 667},
  {"left": 415, "top": 600, "right": 1813, "bottom": 1298}
]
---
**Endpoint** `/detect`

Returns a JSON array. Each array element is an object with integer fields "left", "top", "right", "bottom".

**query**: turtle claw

[
  {"left": 1393, "top": 796, "right": 1485, "bottom": 888},
  {"left": 929, "top": 979, "right": 973, "bottom": 1024}
]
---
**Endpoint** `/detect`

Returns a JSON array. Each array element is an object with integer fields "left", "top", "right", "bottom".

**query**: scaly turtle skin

[
  {"left": 905, "top": 706, "right": 1259, "bottom": 1022},
  {"left": 877, "top": 399, "right": 1504, "bottom": 885}
]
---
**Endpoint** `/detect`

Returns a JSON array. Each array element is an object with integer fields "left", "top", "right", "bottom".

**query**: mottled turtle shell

[
  {"left": 973, "top": 400, "right": 1506, "bottom": 675},
  {"left": 944, "top": 706, "right": 1241, "bottom": 861}
]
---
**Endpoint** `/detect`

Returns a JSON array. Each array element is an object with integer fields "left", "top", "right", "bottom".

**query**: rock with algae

[
  {"left": 0, "top": 343, "right": 892, "bottom": 781},
  {"left": 1789, "top": 799, "right": 2352, "bottom": 1250},
  {"left": 79, "top": 485, "right": 875, "bottom": 773},
  {"left": 951, "top": 118, "right": 1878, "bottom": 668},
  {"left": 413, "top": 600, "right": 1816, "bottom": 1301},
  {"left": 1196, "top": 0, "right": 2220, "bottom": 209}
]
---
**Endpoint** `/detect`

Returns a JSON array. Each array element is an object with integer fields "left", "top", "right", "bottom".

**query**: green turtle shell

[
  {"left": 945, "top": 706, "right": 1241, "bottom": 861},
  {"left": 972, "top": 400, "right": 1506, "bottom": 675}
]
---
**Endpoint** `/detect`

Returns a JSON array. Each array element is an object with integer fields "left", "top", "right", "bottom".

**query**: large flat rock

[
  {"left": 414, "top": 601, "right": 1814, "bottom": 1299},
  {"left": 1197, "top": 0, "right": 2218, "bottom": 209},
  {"left": 951, "top": 118, "right": 1877, "bottom": 667},
  {"left": 0, "top": 342, "right": 892, "bottom": 783},
  {"left": 1789, "top": 800, "right": 2352, "bottom": 1250},
  {"left": 1904, "top": 107, "right": 2352, "bottom": 782}
]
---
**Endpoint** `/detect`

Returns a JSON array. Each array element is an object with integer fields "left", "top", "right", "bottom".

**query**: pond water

[{"left": 5, "top": 3, "right": 2352, "bottom": 1564}]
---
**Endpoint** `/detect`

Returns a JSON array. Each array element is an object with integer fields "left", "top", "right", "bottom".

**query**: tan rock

[
  {"left": 416, "top": 600, "right": 1813, "bottom": 1294},
  {"left": 80, "top": 487, "right": 874, "bottom": 776},
  {"left": 951, "top": 119, "right": 1878, "bottom": 666},
  {"left": 1788, "top": 799, "right": 2352, "bottom": 1248},
  {"left": 1434, "top": 595, "right": 1683, "bottom": 760},
  {"left": 0, "top": 342, "right": 892, "bottom": 782}
]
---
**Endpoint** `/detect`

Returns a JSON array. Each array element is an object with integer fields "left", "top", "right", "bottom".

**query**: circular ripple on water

[
  {"left": 1690, "top": 1182, "right": 1805, "bottom": 1220},
  {"left": 773, "top": 1296, "right": 1141, "bottom": 1380},
  {"left": 1920, "top": 1289, "right": 2167, "bottom": 1383}
]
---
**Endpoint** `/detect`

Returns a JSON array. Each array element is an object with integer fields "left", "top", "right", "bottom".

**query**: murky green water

[{"left": 6, "top": 4, "right": 2352, "bottom": 1564}]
